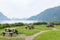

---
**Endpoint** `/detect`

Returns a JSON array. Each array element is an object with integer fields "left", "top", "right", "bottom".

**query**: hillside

[
  {"left": 0, "top": 12, "right": 10, "bottom": 20},
  {"left": 28, "top": 6, "right": 60, "bottom": 22}
]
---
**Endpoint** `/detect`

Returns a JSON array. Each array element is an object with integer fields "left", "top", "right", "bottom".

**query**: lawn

[
  {"left": 0, "top": 25, "right": 60, "bottom": 40},
  {"left": 16, "top": 25, "right": 51, "bottom": 36},
  {"left": 0, "top": 37, "right": 24, "bottom": 40},
  {"left": 55, "top": 25, "right": 60, "bottom": 29},
  {"left": 33, "top": 30, "right": 60, "bottom": 40},
  {"left": 0, "top": 25, "right": 52, "bottom": 36},
  {"left": 35, "top": 25, "right": 51, "bottom": 30},
  {"left": 0, "top": 29, "right": 4, "bottom": 35}
]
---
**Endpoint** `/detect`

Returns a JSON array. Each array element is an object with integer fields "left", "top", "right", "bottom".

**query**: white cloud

[{"left": 0, "top": 0, "right": 60, "bottom": 18}]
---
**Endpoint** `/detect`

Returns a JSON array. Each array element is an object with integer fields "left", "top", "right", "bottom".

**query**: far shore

[{"left": 0, "top": 20, "right": 39, "bottom": 24}]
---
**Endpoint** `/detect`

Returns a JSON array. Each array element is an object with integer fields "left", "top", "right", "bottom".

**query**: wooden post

[
  {"left": 2, "top": 32, "right": 6, "bottom": 36},
  {"left": 9, "top": 32, "right": 13, "bottom": 37}
]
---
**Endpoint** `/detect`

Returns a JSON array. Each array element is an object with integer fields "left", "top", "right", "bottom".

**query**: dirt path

[
  {"left": 0, "top": 28, "right": 57, "bottom": 40},
  {"left": 51, "top": 28, "right": 57, "bottom": 30},
  {"left": 25, "top": 30, "right": 49, "bottom": 40}
]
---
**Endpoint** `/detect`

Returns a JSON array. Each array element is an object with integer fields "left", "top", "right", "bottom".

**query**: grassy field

[
  {"left": 16, "top": 25, "right": 51, "bottom": 36},
  {"left": 0, "top": 25, "right": 56, "bottom": 36},
  {"left": 0, "top": 37, "right": 24, "bottom": 40},
  {"left": 0, "top": 25, "right": 60, "bottom": 40},
  {"left": 0, "top": 29, "right": 4, "bottom": 35},
  {"left": 33, "top": 30, "right": 60, "bottom": 40},
  {"left": 55, "top": 25, "right": 60, "bottom": 29}
]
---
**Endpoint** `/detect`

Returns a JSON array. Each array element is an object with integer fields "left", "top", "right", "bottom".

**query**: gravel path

[
  {"left": 25, "top": 30, "right": 49, "bottom": 40},
  {"left": 51, "top": 28, "right": 57, "bottom": 30}
]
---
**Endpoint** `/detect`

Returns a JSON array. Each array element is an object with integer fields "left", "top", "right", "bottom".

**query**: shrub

[
  {"left": 0, "top": 23, "right": 10, "bottom": 29},
  {"left": 33, "top": 22, "right": 47, "bottom": 25},
  {"left": 50, "top": 22, "right": 60, "bottom": 25},
  {"left": 12, "top": 22, "right": 24, "bottom": 27}
]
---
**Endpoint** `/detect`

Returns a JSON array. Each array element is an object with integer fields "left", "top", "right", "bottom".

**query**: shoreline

[{"left": 0, "top": 20, "right": 39, "bottom": 24}]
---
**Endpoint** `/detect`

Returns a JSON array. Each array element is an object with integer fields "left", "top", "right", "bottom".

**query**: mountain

[
  {"left": 0, "top": 12, "right": 10, "bottom": 20},
  {"left": 28, "top": 6, "right": 60, "bottom": 22}
]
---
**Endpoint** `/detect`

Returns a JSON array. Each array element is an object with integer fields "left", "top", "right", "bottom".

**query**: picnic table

[{"left": 2, "top": 28, "right": 18, "bottom": 37}]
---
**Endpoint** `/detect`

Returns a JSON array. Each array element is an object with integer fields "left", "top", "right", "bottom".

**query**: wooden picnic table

[{"left": 2, "top": 28, "right": 18, "bottom": 37}]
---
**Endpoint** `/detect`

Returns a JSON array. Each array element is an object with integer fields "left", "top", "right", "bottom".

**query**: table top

[{"left": 5, "top": 28, "right": 16, "bottom": 30}]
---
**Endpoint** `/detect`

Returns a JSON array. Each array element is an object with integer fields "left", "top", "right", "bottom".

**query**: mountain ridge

[
  {"left": 0, "top": 12, "right": 10, "bottom": 20},
  {"left": 27, "top": 6, "right": 60, "bottom": 22}
]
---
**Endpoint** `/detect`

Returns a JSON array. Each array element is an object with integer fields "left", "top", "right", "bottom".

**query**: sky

[{"left": 0, "top": 0, "right": 60, "bottom": 19}]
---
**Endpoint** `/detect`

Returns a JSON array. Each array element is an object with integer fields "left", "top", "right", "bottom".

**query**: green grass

[
  {"left": 0, "top": 29, "right": 4, "bottom": 35},
  {"left": 1, "top": 25, "right": 60, "bottom": 40},
  {"left": 35, "top": 25, "right": 51, "bottom": 30},
  {"left": 0, "top": 37, "right": 24, "bottom": 40},
  {"left": 0, "top": 25, "right": 52, "bottom": 36},
  {"left": 55, "top": 25, "right": 60, "bottom": 29},
  {"left": 16, "top": 26, "right": 40, "bottom": 36},
  {"left": 33, "top": 30, "right": 60, "bottom": 40},
  {"left": 16, "top": 25, "right": 51, "bottom": 36}
]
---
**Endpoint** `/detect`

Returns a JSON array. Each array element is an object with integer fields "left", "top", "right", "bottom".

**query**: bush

[
  {"left": 0, "top": 24, "right": 3, "bottom": 29},
  {"left": 33, "top": 22, "right": 47, "bottom": 25},
  {"left": 50, "top": 22, "right": 60, "bottom": 25},
  {"left": 14, "top": 23, "right": 24, "bottom": 26},
  {"left": 2, "top": 23, "right": 11, "bottom": 28},
  {"left": 0, "top": 22, "right": 24, "bottom": 29},
  {"left": 0, "top": 23, "right": 10, "bottom": 29}
]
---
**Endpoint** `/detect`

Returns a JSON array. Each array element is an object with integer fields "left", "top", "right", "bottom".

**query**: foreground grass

[
  {"left": 33, "top": 30, "right": 60, "bottom": 40},
  {"left": 0, "top": 25, "right": 59, "bottom": 36},
  {"left": 16, "top": 25, "right": 51, "bottom": 36},
  {"left": 0, "top": 29, "right": 4, "bottom": 35},
  {"left": 16, "top": 26, "right": 40, "bottom": 36},
  {"left": 0, "top": 37, "right": 24, "bottom": 40},
  {"left": 1, "top": 25, "right": 59, "bottom": 36},
  {"left": 0, "top": 25, "right": 52, "bottom": 36},
  {"left": 55, "top": 25, "right": 60, "bottom": 29},
  {"left": 35, "top": 25, "right": 51, "bottom": 30}
]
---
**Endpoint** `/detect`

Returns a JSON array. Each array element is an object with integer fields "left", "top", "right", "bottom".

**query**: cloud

[{"left": 0, "top": 0, "right": 60, "bottom": 18}]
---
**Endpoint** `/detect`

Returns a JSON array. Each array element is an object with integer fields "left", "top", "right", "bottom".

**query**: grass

[
  {"left": 0, "top": 25, "right": 60, "bottom": 36},
  {"left": 33, "top": 30, "right": 60, "bottom": 40},
  {"left": 0, "top": 37, "right": 24, "bottom": 40},
  {"left": 16, "top": 26, "right": 40, "bottom": 36},
  {"left": 35, "top": 25, "right": 51, "bottom": 30},
  {"left": 16, "top": 25, "right": 51, "bottom": 36},
  {"left": 0, "top": 29, "right": 4, "bottom": 35},
  {"left": 1, "top": 25, "right": 60, "bottom": 36},
  {"left": 0, "top": 25, "right": 60, "bottom": 40},
  {"left": 0, "top": 25, "right": 52, "bottom": 36},
  {"left": 55, "top": 25, "right": 60, "bottom": 29}
]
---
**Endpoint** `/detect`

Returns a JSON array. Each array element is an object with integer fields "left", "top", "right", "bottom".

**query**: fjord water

[{"left": 0, "top": 20, "right": 38, "bottom": 24}]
